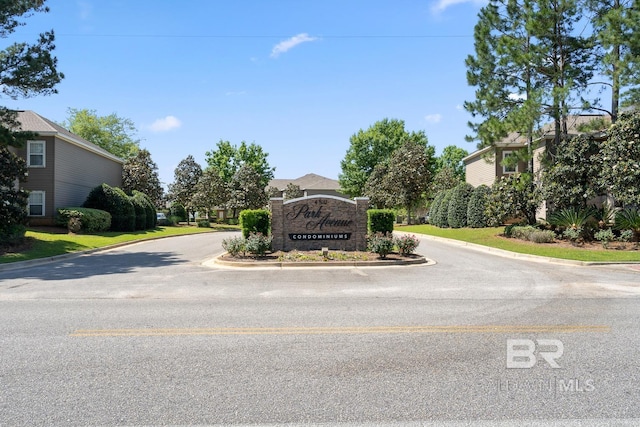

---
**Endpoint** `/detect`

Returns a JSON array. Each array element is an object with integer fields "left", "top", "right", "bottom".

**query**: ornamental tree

[
  {"left": 600, "top": 111, "right": 640, "bottom": 206},
  {"left": 121, "top": 149, "right": 164, "bottom": 207}
]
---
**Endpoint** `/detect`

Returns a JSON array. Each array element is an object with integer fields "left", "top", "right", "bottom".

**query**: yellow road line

[{"left": 70, "top": 325, "right": 611, "bottom": 337}]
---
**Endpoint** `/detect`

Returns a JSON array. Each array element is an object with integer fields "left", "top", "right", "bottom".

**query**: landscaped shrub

[
  {"left": 367, "top": 232, "right": 395, "bottom": 259},
  {"left": 529, "top": 230, "right": 555, "bottom": 244},
  {"left": 433, "top": 189, "right": 453, "bottom": 228},
  {"left": 56, "top": 207, "right": 111, "bottom": 232},
  {"left": 222, "top": 235, "right": 246, "bottom": 257},
  {"left": 239, "top": 209, "right": 270, "bottom": 238},
  {"left": 83, "top": 184, "right": 135, "bottom": 231},
  {"left": 447, "top": 182, "right": 474, "bottom": 228},
  {"left": 548, "top": 206, "right": 596, "bottom": 243},
  {"left": 511, "top": 225, "right": 537, "bottom": 241},
  {"left": 133, "top": 191, "right": 156, "bottom": 228},
  {"left": 615, "top": 208, "right": 640, "bottom": 242},
  {"left": 367, "top": 209, "right": 395, "bottom": 234},
  {"left": 197, "top": 219, "right": 210, "bottom": 228},
  {"left": 594, "top": 228, "right": 615, "bottom": 249},
  {"left": 428, "top": 191, "right": 445, "bottom": 225},
  {"left": 244, "top": 232, "right": 272, "bottom": 257},
  {"left": 129, "top": 195, "right": 147, "bottom": 230},
  {"left": 467, "top": 185, "right": 490, "bottom": 228},
  {"left": 485, "top": 173, "right": 541, "bottom": 226},
  {"left": 394, "top": 234, "right": 420, "bottom": 256}
]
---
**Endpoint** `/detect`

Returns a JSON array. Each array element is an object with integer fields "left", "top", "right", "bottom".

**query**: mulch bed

[{"left": 219, "top": 250, "right": 423, "bottom": 263}]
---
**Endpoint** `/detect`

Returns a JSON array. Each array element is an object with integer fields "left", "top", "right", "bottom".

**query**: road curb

[{"left": 409, "top": 232, "right": 640, "bottom": 267}]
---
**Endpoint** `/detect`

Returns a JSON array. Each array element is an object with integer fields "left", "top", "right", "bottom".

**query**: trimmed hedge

[
  {"left": 239, "top": 209, "right": 270, "bottom": 238},
  {"left": 432, "top": 189, "right": 453, "bottom": 228},
  {"left": 447, "top": 182, "right": 474, "bottom": 228},
  {"left": 83, "top": 183, "right": 136, "bottom": 231},
  {"left": 130, "top": 195, "right": 147, "bottom": 230},
  {"left": 428, "top": 191, "right": 445, "bottom": 225},
  {"left": 467, "top": 185, "right": 490, "bottom": 228},
  {"left": 367, "top": 209, "right": 395, "bottom": 234},
  {"left": 56, "top": 207, "right": 111, "bottom": 232},
  {"left": 132, "top": 191, "right": 157, "bottom": 229}
]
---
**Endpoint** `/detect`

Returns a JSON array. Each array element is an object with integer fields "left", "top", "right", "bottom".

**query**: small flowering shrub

[
  {"left": 594, "top": 228, "right": 615, "bottom": 249},
  {"left": 222, "top": 236, "right": 246, "bottom": 257},
  {"left": 529, "top": 230, "right": 555, "bottom": 244},
  {"left": 244, "top": 232, "right": 272, "bottom": 257},
  {"left": 394, "top": 234, "right": 420, "bottom": 256},
  {"left": 367, "top": 232, "right": 395, "bottom": 259}
]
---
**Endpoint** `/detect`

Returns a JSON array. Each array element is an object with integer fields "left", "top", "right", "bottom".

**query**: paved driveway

[{"left": 0, "top": 231, "right": 639, "bottom": 425}]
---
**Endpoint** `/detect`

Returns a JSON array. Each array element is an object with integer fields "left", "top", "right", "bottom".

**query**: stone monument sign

[{"left": 270, "top": 195, "right": 369, "bottom": 251}]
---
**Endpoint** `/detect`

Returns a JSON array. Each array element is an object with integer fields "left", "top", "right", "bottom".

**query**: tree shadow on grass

[{"left": 0, "top": 250, "right": 186, "bottom": 281}]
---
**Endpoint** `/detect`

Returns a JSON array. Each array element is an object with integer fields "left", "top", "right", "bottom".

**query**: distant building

[
  {"left": 268, "top": 173, "right": 345, "bottom": 199},
  {"left": 10, "top": 111, "right": 124, "bottom": 225}
]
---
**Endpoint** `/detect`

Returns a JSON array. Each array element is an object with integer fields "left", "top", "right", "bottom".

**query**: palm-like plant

[
  {"left": 548, "top": 206, "right": 596, "bottom": 229},
  {"left": 615, "top": 208, "right": 640, "bottom": 243}
]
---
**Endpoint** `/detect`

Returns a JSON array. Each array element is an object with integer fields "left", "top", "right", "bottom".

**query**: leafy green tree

[
  {"left": 0, "top": 1, "right": 63, "bottom": 242},
  {"left": 542, "top": 133, "right": 604, "bottom": 210},
  {"left": 191, "top": 168, "right": 228, "bottom": 220},
  {"left": 283, "top": 183, "right": 303, "bottom": 200},
  {"left": 363, "top": 160, "right": 392, "bottom": 209},
  {"left": 465, "top": 0, "right": 594, "bottom": 159},
  {"left": 429, "top": 165, "right": 461, "bottom": 197},
  {"left": 381, "top": 140, "right": 433, "bottom": 221},
  {"left": 435, "top": 145, "right": 469, "bottom": 180},
  {"left": 599, "top": 111, "right": 640, "bottom": 206},
  {"left": 587, "top": 0, "right": 640, "bottom": 120},
  {"left": 226, "top": 164, "right": 268, "bottom": 216},
  {"left": 205, "top": 140, "right": 275, "bottom": 189},
  {"left": 168, "top": 155, "right": 202, "bottom": 223},
  {"left": 339, "top": 118, "right": 432, "bottom": 197},
  {"left": 121, "top": 149, "right": 164, "bottom": 207},
  {"left": 61, "top": 108, "right": 140, "bottom": 159},
  {"left": 486, "top": 173, "right": 542, "bottom": 226}
]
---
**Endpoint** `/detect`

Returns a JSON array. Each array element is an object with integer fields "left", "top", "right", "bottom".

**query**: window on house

[
  {"left": 502, "top": 151, "right": 518, "bottom": 174},
  {"left": 27, "top": 141, "right": 46, "bottom": 167},
  {"left": 28, "top": 191, "right": 45, "bottom": 216}
]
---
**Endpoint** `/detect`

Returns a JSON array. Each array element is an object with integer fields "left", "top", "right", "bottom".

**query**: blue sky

[{"left": 5, "top": 0, "right": 488, "bottom": 187}]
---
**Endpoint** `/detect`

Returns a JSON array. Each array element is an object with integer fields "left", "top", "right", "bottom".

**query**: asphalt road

[{"left": 1, "top": 231, "right": 639, "bottom": 426}]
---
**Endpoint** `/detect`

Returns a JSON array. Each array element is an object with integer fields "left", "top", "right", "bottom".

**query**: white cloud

[
  {"left": 425, "top": 114, "right": 443, "bottom": 124},
  {"left": 508, "top": 93, "right": 527, "bottom": 101},
  {"left": 149, "top": 116, "right": 182, "bottom": 132},
  {"left": 431, "top": 0, "right": 487, "bottom": 13},
  {"left": 456, "top": 104, "right": 464, "bottom": 111},
  {"left": 270, "top": 33, "right": 319, "bottom": 58}
]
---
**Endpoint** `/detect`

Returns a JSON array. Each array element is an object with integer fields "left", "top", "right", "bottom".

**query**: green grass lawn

[
  {"left": 0, "top": 225, "right": 235, "bottom": 264},
  {"left": 399, "top": 224, "right": 640, "bottom": 262}
]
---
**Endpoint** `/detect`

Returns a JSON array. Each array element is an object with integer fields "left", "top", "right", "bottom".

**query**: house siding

[
  {"left": 465, "top": 152, "right": 496, "bottom": 187},
  {"left": 54, "top": 137, "right": 122, "bottom": 210},
  {"left": 17, "top": 136, "right": 56, "bottom": 225}
]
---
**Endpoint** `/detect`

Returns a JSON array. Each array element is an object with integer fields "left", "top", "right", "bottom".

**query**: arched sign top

[{"left": 280, "top": 194, "right": 356, "bottom": 206}]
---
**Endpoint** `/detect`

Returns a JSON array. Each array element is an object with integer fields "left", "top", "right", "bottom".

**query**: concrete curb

[{"left": 407, "top": 232, "right": 640, "bottom": 267}]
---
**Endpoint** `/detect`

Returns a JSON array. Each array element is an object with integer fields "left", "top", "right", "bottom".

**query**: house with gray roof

[
  {"left": 268, "top": 173, "right": 345, "bottom": 199},
  {"left": 11, "top": 110, "right": 124, "bottom": 225}
]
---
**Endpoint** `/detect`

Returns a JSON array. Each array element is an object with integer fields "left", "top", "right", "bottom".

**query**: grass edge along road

[
  {"left": 400, "top": 224, "right": 640, "bottom": 263},
  {"left": 0, "top": 226, "right": 235, "bottom": 264}
]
